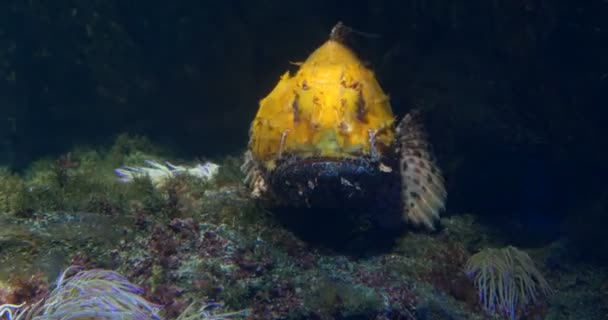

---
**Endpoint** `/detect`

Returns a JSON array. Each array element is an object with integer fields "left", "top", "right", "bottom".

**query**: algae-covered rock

[
  {"left": 0, "top": 134, "right": 605, "bottom": 319},
  {"left": 0, "top": 168, "right": 26, "bottom": 216}
]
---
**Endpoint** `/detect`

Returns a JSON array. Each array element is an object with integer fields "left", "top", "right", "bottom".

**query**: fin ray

[{"left": 397, "top": 110, "right": 447, "bottom": 230}]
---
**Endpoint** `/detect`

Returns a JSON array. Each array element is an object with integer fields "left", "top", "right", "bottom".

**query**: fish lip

[
  {"left": 276, "top": 155, "right": 371, "bottom": 166},
  {"left": 273, "top": 156, "right": 377, "bottom": 180},
  {"left": 268, "top": 155, "right": 393, "bottom": 208}
]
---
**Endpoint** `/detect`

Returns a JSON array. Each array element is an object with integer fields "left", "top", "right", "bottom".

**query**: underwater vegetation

[{"left": 0, "top": 134, "right": 606, "bottom": 319}]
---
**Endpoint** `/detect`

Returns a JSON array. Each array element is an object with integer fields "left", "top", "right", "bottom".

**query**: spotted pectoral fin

[
  {"left": 397, "top": 110, "right": 447, "bottom": 230},
  {"left": 240, "top": 150, "right": 268, "bottom": 198}
]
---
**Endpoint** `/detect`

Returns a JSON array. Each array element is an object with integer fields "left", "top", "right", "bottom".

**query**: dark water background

[{"left": 0, "top": 1, "right": 606, "bottom": 262}]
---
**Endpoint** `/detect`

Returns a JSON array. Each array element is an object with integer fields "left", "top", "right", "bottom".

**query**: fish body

[{"left": 242, "top": 24, "right": 446, "bottom": 230}]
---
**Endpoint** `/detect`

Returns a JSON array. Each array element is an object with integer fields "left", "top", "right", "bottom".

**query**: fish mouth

[{"left": 269, "top": 156, "right": 395, "bottom": 208}]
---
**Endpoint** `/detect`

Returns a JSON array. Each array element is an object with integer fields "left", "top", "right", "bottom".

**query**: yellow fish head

[
  {"left": 243, "top": 37, "right": 398, "bottom": 209},
  {"left": 248, "top": 39, "right": 396, "bottom": 167}
]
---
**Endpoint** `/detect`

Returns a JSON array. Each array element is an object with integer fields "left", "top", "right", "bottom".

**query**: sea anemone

[
  {"left": 4, "top": 266, "right": 162, "bottom": 320},
  {"left": 465, "top": 246, "right": 552, "bottom": 320},
  {"left": 114, "top": 160, "right": 219, "bottom": 187}
]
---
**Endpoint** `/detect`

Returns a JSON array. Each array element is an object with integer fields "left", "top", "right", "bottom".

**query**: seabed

[{"left": 0, "top": 135, "right": 605, "bottom": 320}]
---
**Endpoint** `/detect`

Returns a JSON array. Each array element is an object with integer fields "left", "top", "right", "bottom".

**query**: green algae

[
  {"left": 305, "top": 280, "right": 383, "bottom": 317},
  {"left": 0, "top": 135, "right": 605, "bottom": 319},
  {"left": 0, "top": 168, "right": 26, "bottom": 216},
  {"left": 0, "top": 135, "right": 172, "bottom": 278}
]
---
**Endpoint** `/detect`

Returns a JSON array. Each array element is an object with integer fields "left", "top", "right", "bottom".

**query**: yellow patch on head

[{"left": 248, "top": 40, "right": 396, "bottom": 169}]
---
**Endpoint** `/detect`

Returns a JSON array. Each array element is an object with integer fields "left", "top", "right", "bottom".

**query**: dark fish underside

[{"left": 269, "top": 156, "right": 400, "bottom": 210}]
